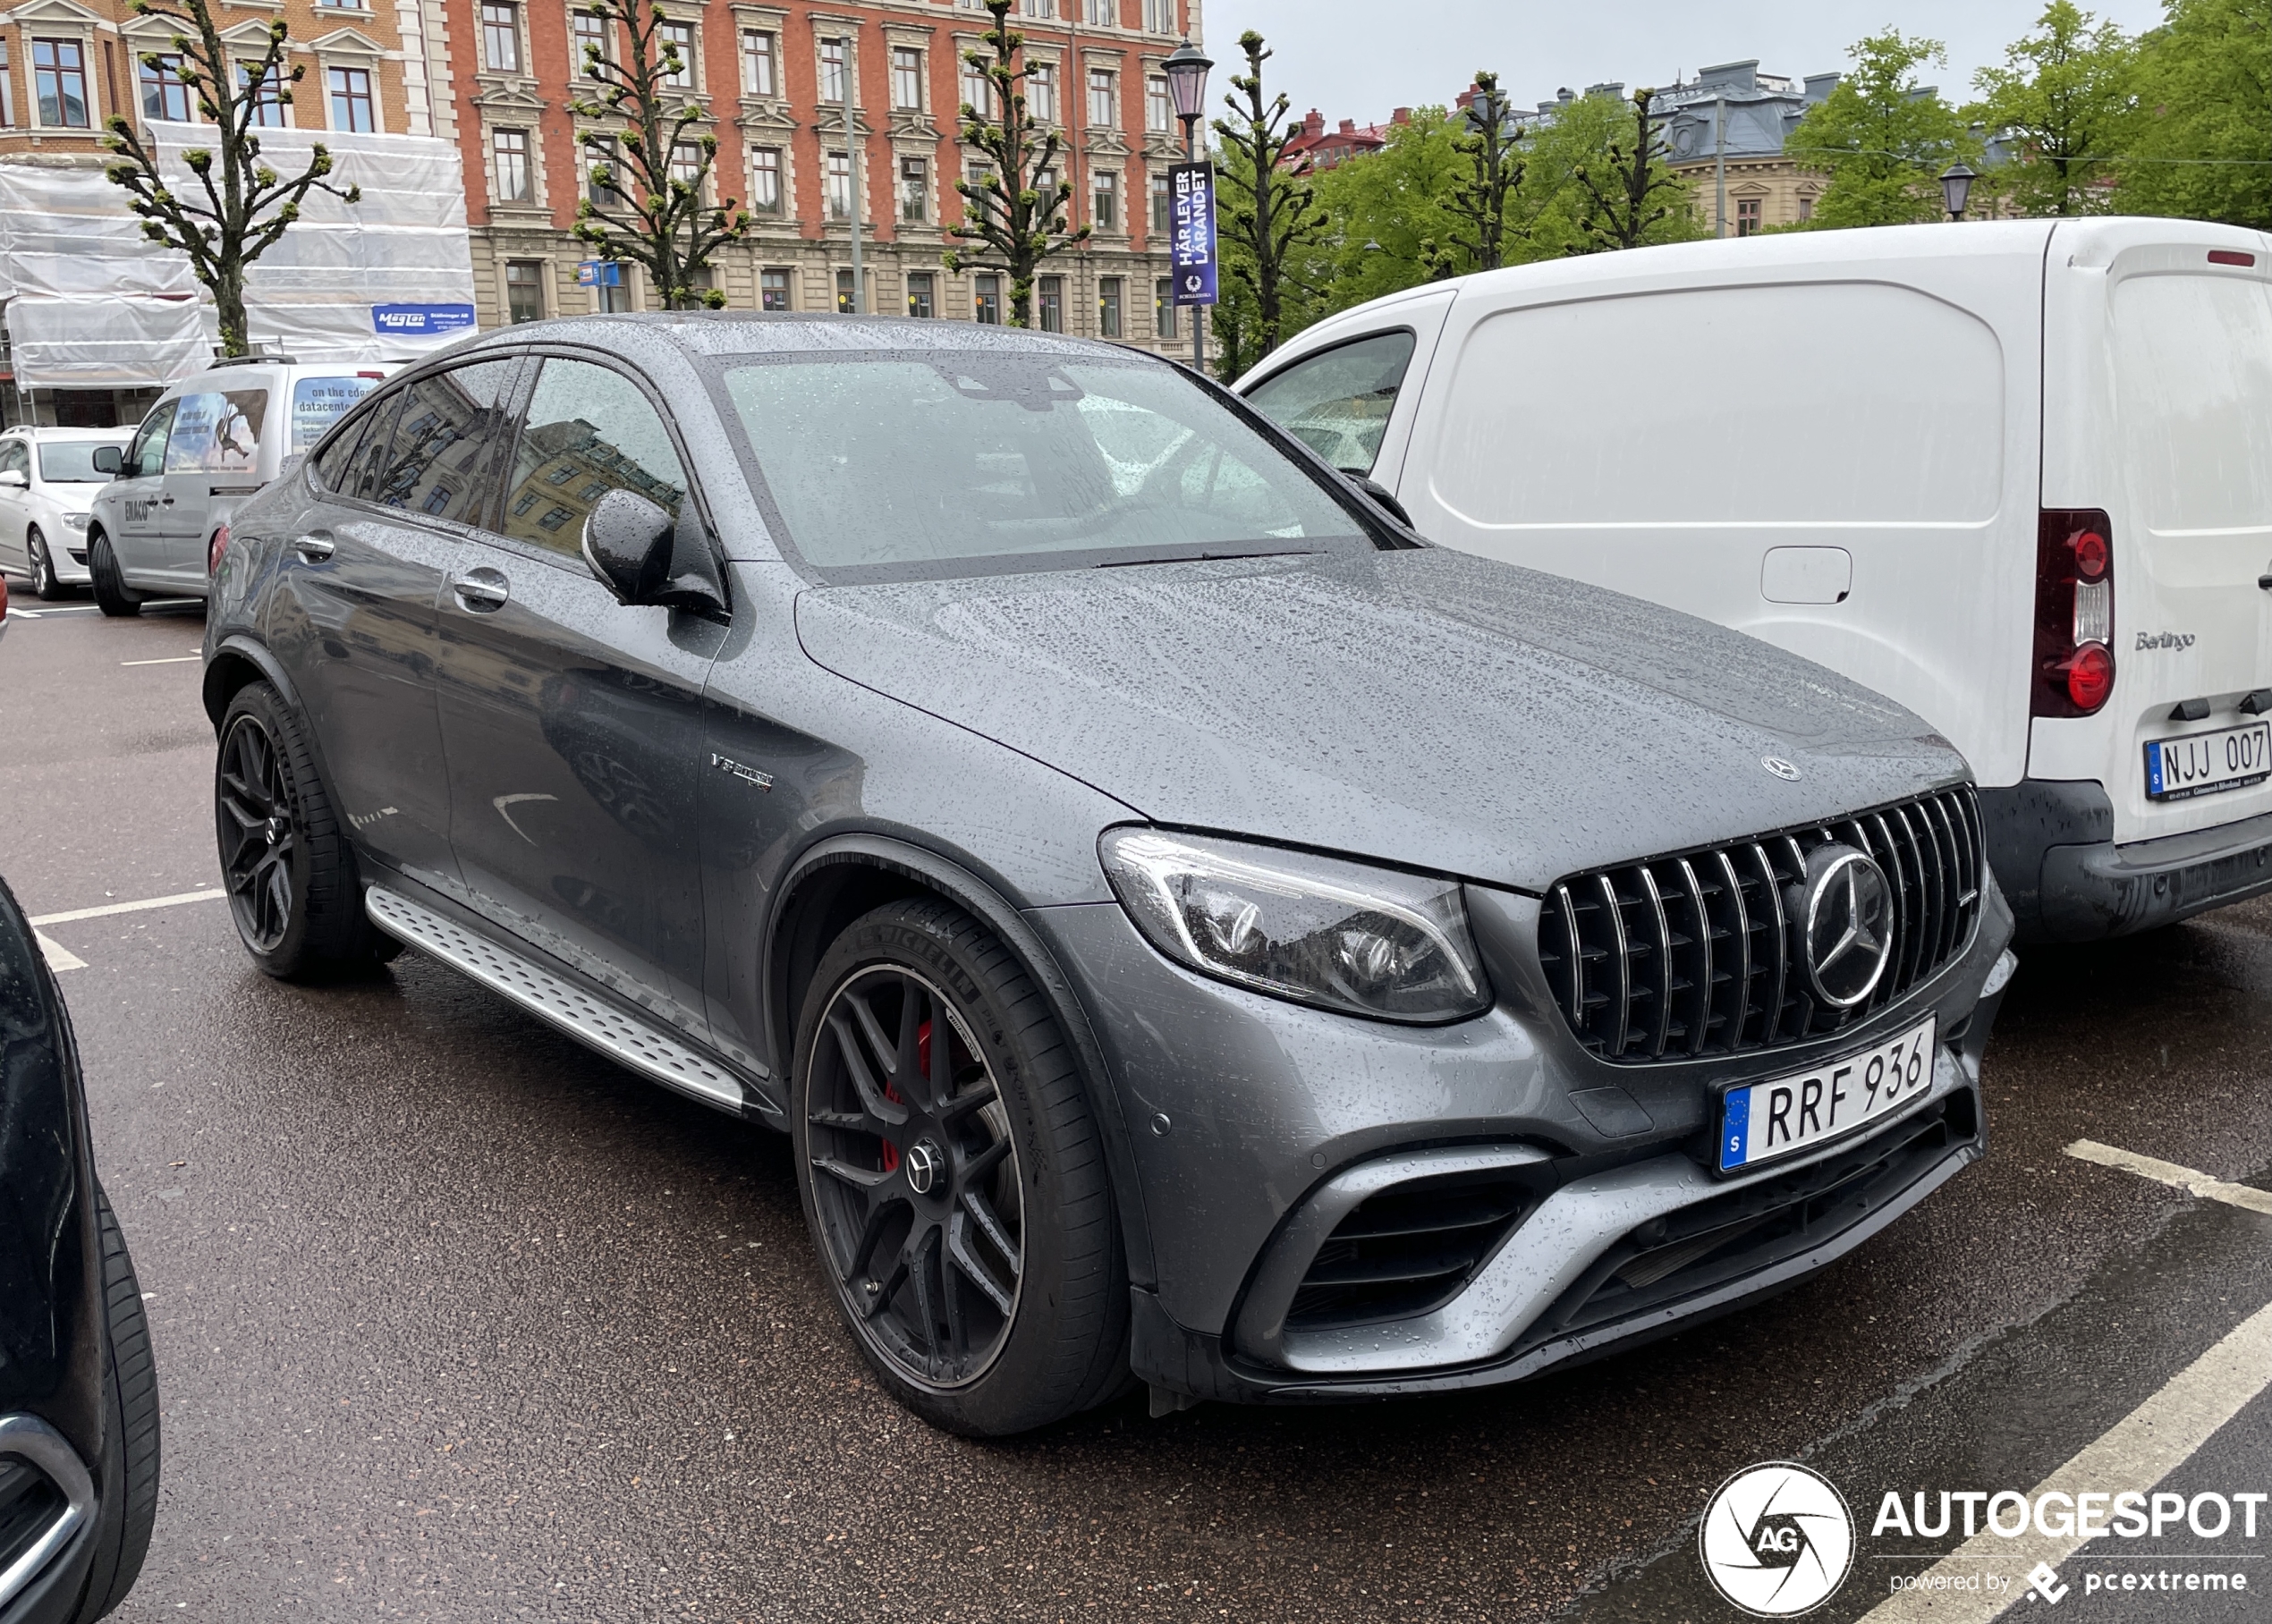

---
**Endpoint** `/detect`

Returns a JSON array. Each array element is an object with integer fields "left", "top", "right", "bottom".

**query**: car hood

[{"left": 793, "top": 548, "right": 1966, "bottom": 892}]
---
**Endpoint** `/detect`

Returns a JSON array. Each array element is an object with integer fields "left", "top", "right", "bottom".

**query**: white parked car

[
  {"left": 1238, "top": 217, "right": 2272, "bottom": 943},
  {"left": 0, "top": 427, "right": 133, "bottom": 599},
  {"left": 87, "top": 356, "right": 388, "bottom": 614}
]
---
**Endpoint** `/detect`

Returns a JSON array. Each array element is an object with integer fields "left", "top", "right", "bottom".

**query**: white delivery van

[{"left": 1238, "top": 218, "right": 2272, "bottom": 943}]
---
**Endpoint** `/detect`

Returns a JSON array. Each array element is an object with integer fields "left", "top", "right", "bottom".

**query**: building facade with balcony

[{"left": 451, "top": 0, "right": 1200, "bottom": 350}]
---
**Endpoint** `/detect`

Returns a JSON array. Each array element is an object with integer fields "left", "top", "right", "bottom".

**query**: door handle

[
  {"left": 451, "top": 567, "right": 510, "bottom": 612},
  {"left": 2259, "top": 573, "right": 2272, "bottom": 591},
  {"left": 159, "top": 495, "right": 175, "bottom": 507},
  {"left": 293, "top": 531, "right": 335, "bottom": 563}
]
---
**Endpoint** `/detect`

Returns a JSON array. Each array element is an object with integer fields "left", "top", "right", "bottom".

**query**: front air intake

[{"left": 1284, "top": 1166, "right": 1535, "bottom": 1332}]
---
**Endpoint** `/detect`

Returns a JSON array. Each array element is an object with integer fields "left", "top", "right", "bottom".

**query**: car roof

[
  {"left": 0, "top": 425, "right": 131, "bottom": 440},
  {"left": 450, "top": 311, "right": 1152, "bottom": 366}
]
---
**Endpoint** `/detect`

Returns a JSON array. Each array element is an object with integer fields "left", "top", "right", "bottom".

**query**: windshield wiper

[{"left": 1093, "top": 547, "right": 1317, "bottom": 570}]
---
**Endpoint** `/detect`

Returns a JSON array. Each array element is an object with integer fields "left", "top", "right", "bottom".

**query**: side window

[
  {"left": 165, "top": 389, "right": 268, "bottom": 474},
  {"left": 1242, "top": 330, "right": 1418, "bottom": 476},
  {"left": 0, "top": 441, "right": 29, "bottom": 478},
  {"left": 369, "top": 359, "right": 521, "bottom": 527},
  {"left": 127, "top": 402, "right": 177, "bottom": 478},
  {"left": 311, "top": 401, "right": 377, "bottom": 492},
  {"left": 347, "top": 388, "right": 410, "bottom": 503},
  {"left": 502, "top": 358, "right": 686, "bottom": 557}
]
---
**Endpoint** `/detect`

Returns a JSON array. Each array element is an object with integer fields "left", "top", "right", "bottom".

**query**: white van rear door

[{"left": 2038, "top": 225, "right": 2272, "bottom": 844}]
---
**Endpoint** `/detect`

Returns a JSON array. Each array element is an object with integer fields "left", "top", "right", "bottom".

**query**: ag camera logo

[{"left": 1700, "top": 1461, "right": 1855, "bottom": 1617}]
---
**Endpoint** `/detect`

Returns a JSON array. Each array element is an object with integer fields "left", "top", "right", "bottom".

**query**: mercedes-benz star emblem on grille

[
  {"left": 1800, "top": 845, "right": 1894, "bottom": 1009},
  {"left": 1761, "top": 757, "right": 1801, "bottom": 781}
]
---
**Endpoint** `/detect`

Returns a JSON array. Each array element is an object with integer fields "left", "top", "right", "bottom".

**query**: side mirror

[
  {"left": 0, "top": 470, "right": 25, "bottom": 489},
  {"left": 1345, "top": 471, "right": 1413, "bottom": 529},
  {"left": 582, "top": 488, "right": 677, "bottom": 604},
  {"left": 92, "top": 445, "right": 122, "bottom": 475}
]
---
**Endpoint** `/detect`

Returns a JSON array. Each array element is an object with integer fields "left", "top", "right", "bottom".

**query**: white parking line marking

[
  {"left": 1861, "top": 1296, "right": 2272, "bottom": 1621},
  {"left": 29, "top": 888, "right": 227, "bottom": 927},
  {"left": 120, "top": 655, "right": 200, "bottom": 666},
  {"left": 2064, "top": 1138, "right": 2272, "bottom": 1217},
  {"left": 34, "top": 931, "right": 86, "bottom": 972}
]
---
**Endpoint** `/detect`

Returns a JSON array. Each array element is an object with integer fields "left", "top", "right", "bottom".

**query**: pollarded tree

[
  {"left": 1445, "top": 70, "right": 1523, "bottom": 271},
  {"left": 1213, "top": 30, "right": 1329, "bottom": 364},
  {"left": 101, "top": 0, "right": 360, "bottom": 358},
  {"left": 944, "top": 0, "right": 1088, "bottom": 327},
  {"left": 1571, "top": 87, "right": 1701, "bottom": 251},
  {"left": 569, "top": 0, "right": 750, "bottom": 309}
]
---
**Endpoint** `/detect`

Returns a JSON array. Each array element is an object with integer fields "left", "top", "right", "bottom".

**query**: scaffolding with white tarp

[{"left": 0, "top": 123, "right": 474, "bottom": 417}]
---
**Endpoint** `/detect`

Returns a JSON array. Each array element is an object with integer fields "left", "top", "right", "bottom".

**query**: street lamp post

[
  {"left": 1939, "top": 160, "right": 1977, "bottom": 223},
  {"left": 1162, "top": 37, "right": 1212, "bottom": 372}
]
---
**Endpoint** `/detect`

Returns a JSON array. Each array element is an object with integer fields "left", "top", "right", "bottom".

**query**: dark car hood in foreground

[{"left": 794, "top": 548, "right": 1965, "bottom": 892}]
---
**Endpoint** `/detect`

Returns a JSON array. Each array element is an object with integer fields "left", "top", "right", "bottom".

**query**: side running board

[{"left": 366, "top": 886, "right": 749, "bottom": 1116}]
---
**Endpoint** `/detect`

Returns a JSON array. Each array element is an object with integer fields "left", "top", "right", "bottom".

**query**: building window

[
  {"left": 1087, "top": 68, "right": 1114, "bottom": 128},
  {"left": 33, "top": 39, "right": 89, "bottom": 129},
  {"left": 1797, "top": 193, "right": 1816, "bottom": 222},
  {"left": 140, "top": 53, "right": 190, "bottom": 122},
  {"left": 538, "top": 505, "right": 573, "bottom": 532},
  {"left": 669, "top": 140, "right": 703, "bottom": 190},
  {"left": 572, "top": 10, "right": 611, "bottom": 75},
  {"left": 1027, "top": 62, "right": 1055, "bottom": 125},
  {"left": 891, "top": 46, "right": 921, "bottom": 110},
  {"left": 1155, "top": 276, "right": 1174, "bottom": 339},
  {"left": 240, "top": 61, "right": 286, "bottom": 127},
  {"left": 899, "top": 156, "right": 928, "bottom": 223},
  {"left": 1149, "top": 168, "right": 1171, "bottom": 232},
  {"left": 959, "top": 55, "right": 990, "bottom": 117},
  {"left": 1098, "top": 275, "right": 1122, "bottom": 338},
  {"left": 1092, "top": 170, "right": 1117, "bottom": 231},
  {"left": 587, "top": 136, "right": 621, "bottom": 207},
  {"left": 906, "top": 271, "right": 935, "bottom": 317},
  {"left": 741, "top": 30, "right": 776, "bottom": 96},
  {"left": 1021, "top": 0, "right": 1051, "bottom": 16},
  {"left": 481, "top": 1, "right": 520, "bottom": 73},
  {"left": 655, "top": 20, "right": 693, "bottom": 88},
  {"left": 493, "top": 128, "right": 530, "bottom": 202},
  {"left": 505, "top": 260, "right": 546, "bottom": 323},
  {"left": 0, "top": 43, "right": 14, "bottom": 128},
  {"left": 1143, "top": 0, "right": 1174, "bottom": 31},
  {"left": 975, "top": 272, "right": 1001, "bottom": 325},
  {"left": 835, "top": 267, "right": 858, "bottom": 313},
  {"left": 820, "top": 38, "right": 847, "bottom": 105},
  {"left": 328, "top": 67, "right": 374, "bottom": 132},
  {"left": 760, "top": 267, "right": 792, "bottom": 310},
  {"left": 1038, "top": 274, "right": 1063, "bottom": 333},
  {"left": 826, "top": 150, "right": 852, "bottom": 219},
  {"left": 748, "top": 146, "right": 782, "bottom": 212},
  {"left": 1085, "top": 0, "right": 1115, "bottom": 23},
  {"left": 1736, "top": 196, "right": 1761, "bottom": 236},
  {"left": 1146, "top": 73, "right": 1169, "bottom": 132}
]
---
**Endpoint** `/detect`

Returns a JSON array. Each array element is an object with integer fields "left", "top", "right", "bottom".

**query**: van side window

[
  {"left": 126, "top": 402, "right": 177, "bottom": 478},
  {"left": 165, "top": 389, "right": 267, "bottom": 474},
  {"left": 1243, "top": 330, "right": 1418, "bottom": 476}
]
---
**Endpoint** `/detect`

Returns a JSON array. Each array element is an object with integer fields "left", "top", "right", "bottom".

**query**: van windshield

[
  {"left": 37, "top": 441, "right": 123, "bottom": 482},
  {"left": 710, "top": 351, "right": 1370, "bottom": 580}
]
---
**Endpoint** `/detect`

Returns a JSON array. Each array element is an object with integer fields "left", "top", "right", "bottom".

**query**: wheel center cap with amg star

[
  {"left": 903, "top": 1137, "right": 945, "bottom": 1196},
  {"left": 264, "top": 816, "right": 285, "bottom": 846}
]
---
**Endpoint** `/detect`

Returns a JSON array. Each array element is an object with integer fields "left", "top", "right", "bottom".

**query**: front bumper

[
  {"left": 50, "top": 538, "right": 90, "bottom": 584},
  {"left": 1032, "top": 878, "right": 2013, "bottom": 1403},
  {"left": 1982, "top": 779, "right": 2272, "bottom": 942}
]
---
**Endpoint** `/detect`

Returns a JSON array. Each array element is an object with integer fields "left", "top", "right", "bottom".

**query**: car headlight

[
  {"left": 59, "top": 512, "right": 89, "bottom": 531},
  {"left": 1098, "top": 827, "right": 1493, "bottom": 1023}
]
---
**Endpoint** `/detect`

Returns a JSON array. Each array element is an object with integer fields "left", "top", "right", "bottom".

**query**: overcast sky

[{"left": 1201, "top": 0, "right": 2172, "bottom": 124}]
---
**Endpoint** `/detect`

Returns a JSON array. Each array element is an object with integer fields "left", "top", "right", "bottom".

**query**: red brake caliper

[{"left": 880, "top": 1019, "right": 933, "bottom": 1175}]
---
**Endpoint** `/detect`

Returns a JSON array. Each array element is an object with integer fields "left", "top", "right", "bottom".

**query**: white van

[
  {"left": 86, "top": 356, "right": 389, "bottom": 614},
  {"left": 1238, "top": 218, "right": 2272, "bottom": 943}
]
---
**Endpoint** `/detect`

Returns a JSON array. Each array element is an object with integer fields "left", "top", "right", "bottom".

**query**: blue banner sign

[
  {"left": 574, "top": 260, "right": 623, "bottom": 287},
  {"left": 371, "top": 303, "right": 476, "bottom": 337},
  {"left": 1170, "top": 161, "right": 1217, "bottom": 307}
]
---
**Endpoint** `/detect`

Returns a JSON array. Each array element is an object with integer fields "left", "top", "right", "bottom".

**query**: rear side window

[
  {"left": 503, "top": 359, "right": 686, "bottom": 557},
  {"left": 367, "top": 360, "right": 520, "bottom": 526},
  {"left": 165, "top": 389, "right": 268, "bottom": 475},
  {"left": 1430, "top": 283, "right": 2004, "bottom": 526},
  {"left": 346, "top": 389, "right": 408, "bottom": 502},
  {"left": 2113, "top": 274, "right": 2272, "bottom": 532},
  {"left": 311, "top": 402, "right": 376, "bottom": 492},
  {"left": 1244, "top": 330, "right": 1416, "bottom": 476},
  {"left": 126, "top": 402, "right": 176, "bottom": 478},
  {"left": 291, "top": 375, "right": 380, "bottom": 453}
]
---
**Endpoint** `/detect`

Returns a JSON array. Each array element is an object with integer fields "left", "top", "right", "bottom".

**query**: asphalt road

[{"left": 4, "top": 592, "right": 2268, "bottom": 1624}]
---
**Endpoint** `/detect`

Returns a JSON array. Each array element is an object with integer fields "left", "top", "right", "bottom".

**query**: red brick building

[
  {"left": 1280, "top": 106, "right": 1405, "bottom": 173},
  {"left": 447, "top": 0, "right": 1200, "bottom": 347}
]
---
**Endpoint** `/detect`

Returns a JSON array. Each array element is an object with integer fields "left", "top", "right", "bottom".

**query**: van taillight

[
  {"left": 208, "top": 524, "right": 229, "bottom": 578},
  {"left": 2034, "top": 509, "right": 2115, "bottom": 717}
]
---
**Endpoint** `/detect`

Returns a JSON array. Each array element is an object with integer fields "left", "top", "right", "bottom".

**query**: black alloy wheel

[
  {"left": 217, "top": 708, "right": 300, "bottom": 954},
  {"left": 27, "top": 528, "right": 64, "bottom": 600},
  {"left": 805, "top": 963, "right": 1024, "bottom": 1387}
]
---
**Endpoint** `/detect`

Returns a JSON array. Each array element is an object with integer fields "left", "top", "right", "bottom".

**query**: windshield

[
  {"left": 38, "top": 441, "right": 123, "bottom": 483},
  {"left": 712, "top": 351, "right": 1369, "bottom": 579}
]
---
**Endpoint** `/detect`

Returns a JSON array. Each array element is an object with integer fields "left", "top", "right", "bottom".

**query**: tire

[
  {"left": 28, "top": 527, "right": 67, "bottom": 601},
  {"left": 89, "top": 532, "right": 140, "bottom": 618},
  {"left": 72, "top": 1188, "right": 159, "bottom": 1622},
  {"left": 791, "top": 897, "right": 1128, "bottom": 1436},
  {"left": 214, "top": 681, "right": 389, "bottom": 977}
]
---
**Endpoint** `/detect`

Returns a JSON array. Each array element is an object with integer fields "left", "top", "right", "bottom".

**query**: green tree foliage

[
  {"left": 1969, "top": 2, "right": 2138, "bottom": 216},
  {"left": 1516, "top": 88, "right": 1705, "bottom": 255},
  {"left": 1446, "top": 72, "right": 1523, "bottom": 270},
  {"left": 569, "top": 0, "right": 750, "bottom": 309},
  {"left": 1213, "top": 31, "right": 1328, "bottom": 366},
  {"left": 1788, "top": 30, "right": 1976, "bottom": 227},
  {"left": 102, "top": 0, "right": 358, "bottom": 357},
  {"left": 944, "top": 0, "right": 1087, "bottom": 327},
  {"left": 1296, "top": 107, "right": 1466, "bottom": 312},
  {"left": 2115, "top": 0, "right": 2272, "bottom": 229}
]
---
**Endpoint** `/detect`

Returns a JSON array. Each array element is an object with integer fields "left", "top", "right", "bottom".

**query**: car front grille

[
  {"left": 1284, "top": 1166, "right": 1537, "bottom": 1333},
  {"left": 1537, "top": 785, "right": 1983, "bottom": 1064}
]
